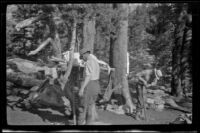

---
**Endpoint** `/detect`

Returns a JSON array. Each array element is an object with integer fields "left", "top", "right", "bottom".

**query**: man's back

[
  {"left": 136, "top": 69, "right": 155, "bottom": 84},
  {"left": 84, "top": 54, "right": 100, "bottom": 81}
]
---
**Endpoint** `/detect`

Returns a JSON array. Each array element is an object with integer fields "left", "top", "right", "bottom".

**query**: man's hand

[{"left": 78, "top": 89, "right": 84, "bottom": 97}]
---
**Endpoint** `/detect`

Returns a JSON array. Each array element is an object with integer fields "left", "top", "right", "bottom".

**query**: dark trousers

[
  {"left": 136, "top": 83, "right": 146, "bottom": 112},
  {"left": 78, "top": 80, "right": 100, "bottom": 124}
]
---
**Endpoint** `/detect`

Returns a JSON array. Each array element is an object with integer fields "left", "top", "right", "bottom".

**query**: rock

[
  {"left": 111, "top": 99, "right": 118, "bottom": 105},
  {"left": 155, "top": 104, "right": 164, "bottom": 112},
  {"left": 154, "top": 97, "right": 165, "bottom": 105},
  {"left": 132, "top": 98, "right": 137, "bottom": 104},
  {"left": 166, "top": 87, "right": 171, "bottom": 92},
  {"left": 20, "top": 89, "right": 29, "bottom": 95},
  {"left": 106, "top": 104, "right": 125, "bottom": 115},
  {"left": 98, "top": 105, "right": 105, "bottom": 110},
  {"left": 9, "top": 88, "right": 21, "bottom": 95},
  {"left": 146, "top": 98, "right": 154, "bottom": 104},
  {"left": 30, "top": 86, "right": 39, "bottom": 92},
  {"left": 16, "top": 103, "right": 21, "bottom": 107},
  {"left": 24, "top": 101, "right": 31, "bottom": 109},
  {"left": 147, "top": 103, "right": 156, "bottom": 110},
  {"left": 165, "top": 98, "right": 179, "bottom": 108},
  {"left": 7, "top": 96, "right": 21, "bottom": 102},
  {"left": 7, "top": 68, "right": 14, "bottom": 74},
  {"left": 146, "top": 97, "right": 165, "bottom": 111},
  {"left": 159, "top": 86, "right": 166, "bottom": 90},
  {"left": 186, "top": 93, "right": 192, "bottom": 98},
  {"left": 147, "top": 89, "right": 167, "bottom": 97},
  {"left": 7, "top": 102, "right": 16, "bottom": 106},
  {"left": 7, "top": 89, "right": 12, "bottom": 95},
  {"left": 7, "top": 81, "right": 14, "bottom": 88}
]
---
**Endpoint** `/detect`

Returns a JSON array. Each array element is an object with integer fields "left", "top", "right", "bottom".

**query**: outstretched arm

[{"left": 96, "top": 59, "right": 114, "bottom": 74}]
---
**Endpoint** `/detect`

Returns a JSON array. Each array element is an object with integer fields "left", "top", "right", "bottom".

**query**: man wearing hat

[
  {"left": 133, "top": 68, "right": 163, "bottom": 120},
  {"left": 77, "top": 47, "right": 101, "bottom": 125}
]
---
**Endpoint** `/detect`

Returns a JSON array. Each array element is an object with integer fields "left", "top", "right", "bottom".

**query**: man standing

[
  {"left": 131, "top": 68, "right": 163, "bottom": 120},
  {"left": 78, "top": 48, "right": 101, "bottom": 125}
]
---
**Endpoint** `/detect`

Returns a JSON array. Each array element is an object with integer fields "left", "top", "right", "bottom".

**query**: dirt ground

[{"left": 7, "top": 105, "right": 182, "bottom": 125}]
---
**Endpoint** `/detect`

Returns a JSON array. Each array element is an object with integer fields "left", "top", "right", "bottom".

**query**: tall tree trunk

[
  {"left": 52, "top": 32, "right": 62, "bottom": 59},
  {"left": 52, "top": 5, "right": 62, "bottom": 59},
  {"left": 109, "top": 19, "right": 115, "bottom": 67},
  {"left": 83, "top": 16, "right": 96, "bottom": 53},
  {"left": 172, "top": 22, "right": 184, "bottom": 98},
  {"left": 60, "top": 19, "right": 77, "bottom": 90},
  {"left": 46, "top": 5, "right": 62, "bottom": 59},
  {"left": 180, "top": 11, "right": 192, "bottom": 96},
  {"left": 112, "top": 4, "right": 135, "bottom": 110},
  {"left": 172, "top": 8, "right": 192, "bottom": 98}
]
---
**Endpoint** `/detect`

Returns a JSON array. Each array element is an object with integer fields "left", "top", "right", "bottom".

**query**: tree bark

[
  {"left": 112, "top": 4, "right": 136, "bottom": 111},
  {"left": 52, "top": 32, "right": 62, "bottom": 59},
  {"left": 60, "top": 19, "right": 77, "bottom": 90},
  {"left": 171, "top": 8, "right": 192, "bottom": 99},
  {"left": 180, "top": 13, "right": 192, "bottom": 96},
  {"left": 46, "top": 7, "right": 62, "bottom": 59},
  {"left": 172, "top": 22, "right": 184, "bottom": 98},
  {"left": 83, "top": 16, "right": 96, "bottom": 53},
  {"left": 48, "top": 20, "right": 62, "bottom": 59}
]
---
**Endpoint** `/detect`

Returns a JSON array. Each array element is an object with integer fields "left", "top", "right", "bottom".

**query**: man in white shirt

[{"left": 78, "top": 48, "right": 101, "bottom": 125}]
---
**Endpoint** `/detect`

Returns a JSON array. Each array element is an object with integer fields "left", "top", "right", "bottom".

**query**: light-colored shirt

[{"left": 84, "top": 54, "right": 100, "bottom": 80}]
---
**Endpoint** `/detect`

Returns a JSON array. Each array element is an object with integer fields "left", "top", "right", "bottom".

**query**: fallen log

[
  {"left": 165, "top": 105, "right": 192, "bottom": 113},
  {"left": 22, "top": 66, "right": 82, "bottom": 117},
  {"left": 28, "top": 38, "right": 52, "bottom": 56},
  {"left": 164, "top": 98, "right": 192, "bottom": 113},
  {"left": 7, "top": 71, "right": 44, "bottom": 88},
  {"left": 7, "top": 58, "right": 45, "bottom": 74},
  {"left": 15, "top": 14, "right": 48, "bottom": 31}
]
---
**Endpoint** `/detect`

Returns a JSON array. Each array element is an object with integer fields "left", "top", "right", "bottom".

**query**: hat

[
  {"left": 155, "top": 69, "right": 162, "bottom": 79},
  {"left": 80, "top": 47, "right": 91, "bottom": 56}
]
